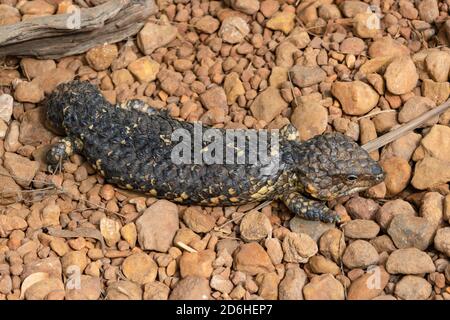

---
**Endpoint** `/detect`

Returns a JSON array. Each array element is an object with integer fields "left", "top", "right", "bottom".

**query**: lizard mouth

[
  {"left": 340, "top": 176, "right": 384, "bottom": 197},
  {"left": 307, "top": 173, "right": 385, "bottom": 201},
  {"left": 344, "top": 186, "right": 372, "bottom": 196},
  {"left": 344, "top": 172, "right": 385, "bottom": 196}
]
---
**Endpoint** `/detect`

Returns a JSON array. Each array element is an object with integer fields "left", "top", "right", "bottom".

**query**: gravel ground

[{"left": 0, "top": 0, "right": 449, "bottom": 300}]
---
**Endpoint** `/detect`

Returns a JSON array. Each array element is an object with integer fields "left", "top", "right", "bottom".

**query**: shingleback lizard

[{"left": 45, "top": 81, "right": 385, "bottom": 223}]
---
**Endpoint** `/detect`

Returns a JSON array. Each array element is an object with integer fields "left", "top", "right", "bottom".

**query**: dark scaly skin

[{"left": 45, "top": 81, "right": 385, "bottom": 223}]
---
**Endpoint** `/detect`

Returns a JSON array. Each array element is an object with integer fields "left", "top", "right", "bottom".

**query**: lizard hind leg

[
  {"left": 47, "top": 136, "right": 84, "bottom": 166},
  {"left": 281, "top": 191, "right": 340, "bottom": 223}
]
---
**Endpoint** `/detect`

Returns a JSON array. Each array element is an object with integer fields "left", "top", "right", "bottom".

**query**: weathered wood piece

[{"left": 0, "top": 0, "right": 157, "bottom": 59}]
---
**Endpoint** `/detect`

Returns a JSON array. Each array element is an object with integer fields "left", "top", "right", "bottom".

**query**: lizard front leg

[
  {"left": 281, "top": 191, "right": 340, "bottom": 223},
  {"left": 46, "top": 136, "right": 84, "bottom": 167}
]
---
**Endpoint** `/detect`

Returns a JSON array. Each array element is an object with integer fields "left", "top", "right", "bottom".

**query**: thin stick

[
  {"left": 214, "top": 200, "right": 272, "bottom": 232},
  {"left": 216, "top": 234, "right": 241, "bottom": 241},
  {"left": 356, "top": 109, "right": 396, "bottom": 120},
  {"left": 214, "top": 212, "right": 245, "bottom": 231},
  {"left": 362, "top": 99, "right": 450, "bottom": 152},
  {"left": 175, "top": 241, "right": 197, "bottom": 253},
  {"left": 251, "top": 200, "right": 273, "bottom": 212},
  {"left": 147, "top": 17, "right": 197, "bottom": 29},
  {"left": 287, "top": 70, "right": 300, "bottom": 108},
  {"left": 0, "top": 171, "right": 56, "bottom": 187},
  {"left": 0, "top": 171, "right": 126, "bottom": 218},
  {"left": 338, "top": 226, "right": 348, "bottom": 299}
]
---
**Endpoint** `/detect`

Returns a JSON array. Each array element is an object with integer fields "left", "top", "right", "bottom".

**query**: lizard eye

[{"left": 346, "top": 174, "right": 358, "bottom": 182}]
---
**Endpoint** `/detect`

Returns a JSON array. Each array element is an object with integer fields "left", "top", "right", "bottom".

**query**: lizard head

[{"left": 291, "top": 132, "right": 385, "bottom": 201}]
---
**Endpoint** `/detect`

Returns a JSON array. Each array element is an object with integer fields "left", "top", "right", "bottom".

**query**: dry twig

[{"left": 362, "top": 99, "right": 450, "bottom": 152}]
